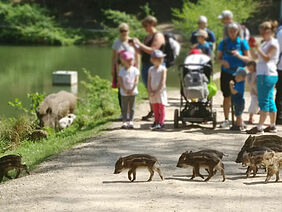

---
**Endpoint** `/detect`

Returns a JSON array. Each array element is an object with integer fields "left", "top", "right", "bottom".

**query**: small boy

[
  {"left": 246, "top": 61, "right": 259, "bottom": 124},
  {"left": 193, "top": 29, "right": 212, "bottom": 57},
  {"left": 229, "top": 67, "right": 247, "bottom": 130}
]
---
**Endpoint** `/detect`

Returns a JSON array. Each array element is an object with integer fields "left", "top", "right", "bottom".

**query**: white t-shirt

[
  {"left": 277, "top": 29, "right": 282, "bottom": 70},
  {"left": 149, "top": 65, "right": 167, "bottom": 105},
  {"left": 257, "top": 38, "right": 279, "bottom": 76},
  {"left": 118, "top": 66, "right": 139, "bottom": 96},
  {"left": 112, "top": 38, "right": 135, "bottom": 55}
]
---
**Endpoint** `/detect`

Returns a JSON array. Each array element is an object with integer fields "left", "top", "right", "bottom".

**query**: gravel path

[{"left": 0, "top": 90, "right": 282, "bottom": 212}]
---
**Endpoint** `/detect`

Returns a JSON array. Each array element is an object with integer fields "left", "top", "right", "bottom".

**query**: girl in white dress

[{"left": 147, "top": 50, "right": 167, "bottom": 130}]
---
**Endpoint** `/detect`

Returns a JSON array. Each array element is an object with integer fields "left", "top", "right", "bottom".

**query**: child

[
  {"left": 246, "top": 61, "right": 259, "bottom": 124},
  {"left": 229, "top": 67, "right": 247, "bottom": 130},
  {"left": 148, "top": 50, "right": 167, "bottom": 130},
  {"left": 193, "top": 29, "right": 212, "bottom": 57},
  {"left": 118, "top": 51, "right": 139, "bottom": 129}
]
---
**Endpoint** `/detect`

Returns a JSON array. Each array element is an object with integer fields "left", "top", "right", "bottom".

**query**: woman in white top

[
  {"left": 247, "top": 21, "right": 279, "bottom": 134},
  {"left": 111, "top": 23, "right": 139, "bottom": 117}
]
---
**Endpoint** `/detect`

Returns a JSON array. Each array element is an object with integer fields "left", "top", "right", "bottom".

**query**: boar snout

[{"left": 114, "top": 169, "right": 121, "bottom": 174}]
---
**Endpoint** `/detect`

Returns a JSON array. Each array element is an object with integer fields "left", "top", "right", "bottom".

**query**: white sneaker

[
  {"left": 220, "top": 120, "right": 230, "bottom": 128},
  {"left": 128, "top": 121, "right": 134, "bottom": 129},
  {"left": 121, "top": 122, "right": 128, "bottom": 129}
]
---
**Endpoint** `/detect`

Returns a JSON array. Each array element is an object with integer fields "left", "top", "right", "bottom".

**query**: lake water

[{"left": 0, "top": 45, "right": 180, "bottom": 117}]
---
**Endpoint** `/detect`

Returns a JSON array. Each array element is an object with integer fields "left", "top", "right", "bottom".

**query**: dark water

[{"left": 0, "top": 45, "right": 179, "bottom": 117}]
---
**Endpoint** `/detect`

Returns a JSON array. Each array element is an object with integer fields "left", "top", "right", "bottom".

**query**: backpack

[
  {"left": 163, "top": 33, "right": 181, "bottom": 68},
  {"left": 240, "top": 24, "right": 250, "bottom": 41}
]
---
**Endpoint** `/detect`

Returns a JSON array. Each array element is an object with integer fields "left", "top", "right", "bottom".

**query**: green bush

[
  {"left": 172, "top": 0, "right": 258, "bottom": 43},
  {"left": 0, "top": 2, "right": 82, "bottom": 45},
  {"left": 102, "top": 9, "right": 147, "bottom": 43}
]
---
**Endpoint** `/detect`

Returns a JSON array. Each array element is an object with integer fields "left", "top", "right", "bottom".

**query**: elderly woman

[
  {"left": 132, "top": 15, "right": 165, "bottom": 120},
  {"left": 112, "top": 23, "right": 139, "bottom": 118},
  {"left": 217, "top": 22, "right": 251, "bottom": 128},
  {"left": 247, "top": 21, "right": 280, "bottom": 134}
]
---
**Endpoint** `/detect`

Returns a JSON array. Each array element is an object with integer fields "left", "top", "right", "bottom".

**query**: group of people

[
  {"left": 111, "top": 10, "right": 282, "bottom": 134},
  {"left": 111, "top": 16, "right": 167, "bottom": 130}
]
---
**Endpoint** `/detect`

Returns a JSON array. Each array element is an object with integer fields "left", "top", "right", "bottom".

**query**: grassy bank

[{"left": 0, "top": 71, "right": 147, "bottom": 182}]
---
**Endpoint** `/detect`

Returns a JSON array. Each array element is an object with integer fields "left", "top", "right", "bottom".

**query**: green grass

[{"left": 0, "top": 74, "right": 148, "bottom": 182}]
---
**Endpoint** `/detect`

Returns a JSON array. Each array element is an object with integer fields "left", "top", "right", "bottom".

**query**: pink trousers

[{"left": 153, "top": 103, "right": 165, "bottom": 124}]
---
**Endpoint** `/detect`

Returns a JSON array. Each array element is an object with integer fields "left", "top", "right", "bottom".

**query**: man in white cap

[
  {"left": 190, "top": 15, "right": 216, "bottom": 50},
  {"left": 218, "top": 10, "right": 250, "bottom": 40}
]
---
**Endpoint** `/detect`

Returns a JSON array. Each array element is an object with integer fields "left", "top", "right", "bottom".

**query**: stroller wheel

[
  {"left": 212, "top": 111, "right": 217, "bottom": 129},
  {"left": 174, "top": 109, "right": 179, "bottom": 128}
]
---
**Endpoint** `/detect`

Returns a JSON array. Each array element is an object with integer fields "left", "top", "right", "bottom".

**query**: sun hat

[
  {"left": 195, "top": 29, "right": 208, "bottom": 38},
  {"left": 151, "top": 50, "right": 166, "bottom": 58},
  {"left": 233, "top": 67, "right": 247, "bottom": 77},
  {"left": 198, "top": 16, "right": 207, "bottom": 24},
  {"left": 218, "top": 10, "right": 233, "bottom": 19},
  {"left": 227, "top": 22, "right": 239, "bottom": 30},
  {"left": 121, "top": 51, "right": 134, "bottom": 61}
]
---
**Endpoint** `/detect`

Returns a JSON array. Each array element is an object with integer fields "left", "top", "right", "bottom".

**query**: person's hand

[
  {"left": 229, "top": 80, "right": 235, "bottom": 86},
  {"left": 221, "top": 60, "right": 230, "bottom": 69},
  {"left": 133, "top": 38, "right": 140, "bottom": 45},
  {"left": 231, "top": 50, "right": 240, "bottom": 57},
  {"left": 126, "top": 90, "right": 132, "bottom": 95}
]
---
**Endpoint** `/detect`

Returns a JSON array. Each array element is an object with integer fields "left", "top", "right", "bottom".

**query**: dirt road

[{"left": 0, "top": 90, "right": 282, "bottom": 212}]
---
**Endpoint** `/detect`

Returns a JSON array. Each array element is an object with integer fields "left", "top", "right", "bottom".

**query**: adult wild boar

[{"left": 36, "top": 91, "right": 77, "bottom": 129}]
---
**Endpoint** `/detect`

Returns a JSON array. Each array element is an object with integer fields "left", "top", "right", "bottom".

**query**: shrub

[
  {"left": 172, "top": 0, "right": 258, "bottom": 43},
  {"left": 0, "top": 2, "right": 82, "bottom": 45}
]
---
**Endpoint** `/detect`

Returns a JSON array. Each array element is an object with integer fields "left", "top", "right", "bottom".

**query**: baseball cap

[
  {"left": 198, "top": 16, "right": 207, "bottom": 24},
  {"left": 233, "top": 67, "right": 247, "bottom": 77},
  {"left": 121, "top": 51, "right": 134, "bottom": 61},
  {"left": 218, "top": 10, "right": 233, "bottom": 19},
  {"left": 195, "top": 29, "right": 208, "bottom": 38},
  {"left": 151, "top": 50, "right": 166, "bottom": 58}
]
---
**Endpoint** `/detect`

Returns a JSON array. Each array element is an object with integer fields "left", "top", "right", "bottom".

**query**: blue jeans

[{"left": 257, "top": 75, "right": 278, "bottom": 112}]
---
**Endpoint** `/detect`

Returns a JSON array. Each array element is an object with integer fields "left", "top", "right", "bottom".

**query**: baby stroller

[{"left": 174, "top": 53, "right": 217, "bottom": 129}]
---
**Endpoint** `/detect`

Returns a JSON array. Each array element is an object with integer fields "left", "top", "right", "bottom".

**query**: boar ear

[
  {"left": 189, "top": 151, "right": 192, "bottom": 153},
  {"left": 121, "top": 158, "right": 124, "bottom": 166},
  {"left": 46, "top": 107, "right": 52, "bottom": 114}
]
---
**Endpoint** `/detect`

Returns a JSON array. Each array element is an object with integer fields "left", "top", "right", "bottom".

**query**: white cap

[
  {"left": 218, "top": 10, "right": 233, "bottom": 19},
  {"left": 198, "top": 16, "right": 207, "bottom": 24}
]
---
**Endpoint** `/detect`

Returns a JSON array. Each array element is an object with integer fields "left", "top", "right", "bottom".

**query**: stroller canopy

[{"left": 184, "top": 54, "right": 211, "bottom": 70}]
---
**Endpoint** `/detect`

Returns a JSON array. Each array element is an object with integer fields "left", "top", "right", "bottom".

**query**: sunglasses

[{"left": 120, "top": 29, "right": 128, "bottom": 33}]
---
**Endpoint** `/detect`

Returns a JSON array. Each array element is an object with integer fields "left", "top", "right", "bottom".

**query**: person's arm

[
  {"left": 112, "top": 49, "right": 117, "bottom": 76},
  {"left": 129, "top": 73, "right": 140, "bottom": 94},
  {"left": 134, "top": 33, "right": 165, "bottom": 55},
  {"left": 229, "top": 80, "right": 238, "bottom": 95},
  {"left": 147, "top": 70, "right": 152, "bottom": 95},
  {"left": 217, "top": 50, "right": 230, "bottom": 69},
  {"left": 155, "top": 68, "right": 167, "bottom": 94},
  {"left": 134, "top": 52, "right": 140, "bottom": 70},
  {"left": 256, "top": 45, "right": 277, "bottom": 63},
  {"left": 233, "top": 49, "right": 251, "bottom": 63},
  {"left": 118, "top": 76, "right": 126, "bottom": 93}
]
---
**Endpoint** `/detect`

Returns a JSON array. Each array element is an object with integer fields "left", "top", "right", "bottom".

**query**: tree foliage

[
  {"left": 0, "top": 2, "right": 82, "bottom": 45},
  {"left": 172, "top": 0, "right": 259, "bottom": 43}
]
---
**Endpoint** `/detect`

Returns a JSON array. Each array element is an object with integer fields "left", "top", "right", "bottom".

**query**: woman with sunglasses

[
  {"left": 247, "top": 21, "right": 280, "bottom": 134},
  {"left": 132, "top": 16, "right": 165, "bottom": 120},
  {"left": 112, "top": 23, "right": 139, "bottom": 119}
]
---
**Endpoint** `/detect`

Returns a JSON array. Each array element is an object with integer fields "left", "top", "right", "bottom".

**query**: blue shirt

[
  {"left": 232, "top": 80, "right": 245, "bottom": 105},
  {"left": 196, "top": 42, "right": 212, "bottom": 56},
  {"left": 218, "top": 37, "right": 250, "bottom": 75},
  {"left": 190, "top": 28, "right": 216, "bottom": 47}
]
